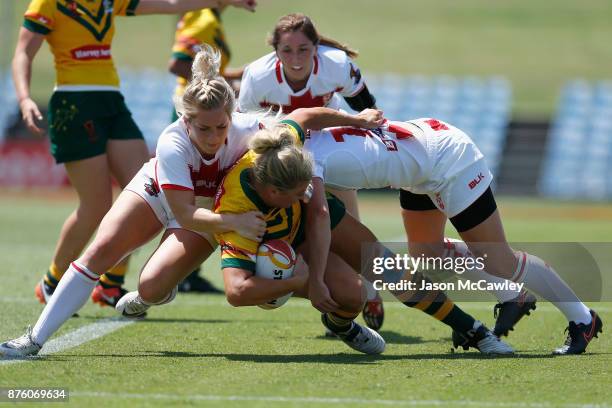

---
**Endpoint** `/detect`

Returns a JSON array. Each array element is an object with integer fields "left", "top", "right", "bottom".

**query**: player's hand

[
  {"left": 356, "top": 108, "right": 384, "bottom": 129},
  {"left": 308, "top": 279, "right": 340, "bottom": 313},
  {"left": 224, "top": 0, "right": 257, "bottom": 12},
  {"left": 230, "top": 211, "right": 266, "bottom": 241},
  {"left": 19, "top": 97, "right": 45, "bottom": 136}
]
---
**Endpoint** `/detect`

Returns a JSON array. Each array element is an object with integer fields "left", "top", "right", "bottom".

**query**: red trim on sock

[
  {"left": 513, "top": 252, "right": 527, "bottom": 282},
  {"left": 71, "top": 262, "right": 99, "bottom": 282}
]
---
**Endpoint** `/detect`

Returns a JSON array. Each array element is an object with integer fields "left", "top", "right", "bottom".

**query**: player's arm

[
  {"left": 134, "top": 0, "right": 256, "bottom": 15},
  {"left": 287, "top": 107, "right": 384, "bottom": 131},
  {"left": 304, "top": 177, "right": 339, "bottom": 313},
  {"left": 168, "top": 57, "right": 192, "bottom": 80},
  {"left": 223, "top": 262, "right": 307, "bottom": 306},
  {"left": 343, "top": 84, "right": 377, "bottom": 111},
  {"left": 164, "top": 189, "right": 265, "bottom": 240},
  {"left": 12, "top": 27, "right": 45, "bottom": 136}
]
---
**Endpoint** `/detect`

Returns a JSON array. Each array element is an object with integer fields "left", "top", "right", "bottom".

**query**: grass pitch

[{"left": 0, "top": 191, "right": 611, "bottom": 407}]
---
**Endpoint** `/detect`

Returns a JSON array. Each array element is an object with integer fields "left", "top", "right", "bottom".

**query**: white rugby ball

[{"left": 255, "top": 240, "right": 297, "bottom": 309}]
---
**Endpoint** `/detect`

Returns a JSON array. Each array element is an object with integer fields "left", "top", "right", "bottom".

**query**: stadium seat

[
  {"left": 0, "top": 71, "right": 18, "bottom": 142},
  {"left": 119, "top": 68, "right": 176, "bottom": 153},
  {"left": 540, "top": 79, "right": 612, "bottom": 199}
]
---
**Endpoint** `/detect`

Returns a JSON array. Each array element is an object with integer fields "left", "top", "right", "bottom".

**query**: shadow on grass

[
  {"left": 315, "top": 330, "right": 436, "bottom": 345},
  {"left": 77, "top": 316, "right": 231, "bottom": 324},
  {"left": 66, "top": 350, "right": 572, "bottom": 363}
]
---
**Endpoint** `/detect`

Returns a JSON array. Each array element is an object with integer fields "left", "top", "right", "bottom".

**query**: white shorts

[
  {"left": 423, "top": 158, "right": 492, "bottom": 218},
  {"left": 404, "top": 120, "right": 493, "bottom": 218},
  {"left": 124, "top": 166, "right": 218, "bottom": 248}
]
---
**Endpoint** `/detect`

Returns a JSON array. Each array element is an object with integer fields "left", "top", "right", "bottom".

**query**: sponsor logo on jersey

[
  {"left": 468, "top": 172, "right": 485, "bottom": 190},
  {"left": 71, "top": 45, "right": 112, "bottom": 60},
  {"left": 189, "top": 161, "right": 222, "bottom": 197}
]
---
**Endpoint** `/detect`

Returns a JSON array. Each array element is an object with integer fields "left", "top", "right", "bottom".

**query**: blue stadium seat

[
  {"left": 540, "top": 79, "right": 612, "bottom": 199},
  {"left": 0, "top": 71, "right": 18, "bottom": 141},
  {"left": 119, "top": 68, "right": 176, "bottom": 152}
]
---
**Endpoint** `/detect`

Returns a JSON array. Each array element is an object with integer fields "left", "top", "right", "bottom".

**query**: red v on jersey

[{"left": 190, "top": 160, "right": 223, "bottom": 197}]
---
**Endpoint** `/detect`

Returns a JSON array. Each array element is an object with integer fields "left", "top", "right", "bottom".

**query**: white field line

[
  {"left": 69, "top": 391, "right": 611, "bottom": 408},
  {"left": 0, "top": 317, "right": 133, "bottom": 366},
  {"left": 0, "top": 295, "right": 610, "bottom": 313}
]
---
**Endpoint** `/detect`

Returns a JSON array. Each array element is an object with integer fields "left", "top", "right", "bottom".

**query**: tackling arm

[
  {"left": 304, "top": 178, "right": 340, "bottom": 312},
  {"left": 223, "top": 264, "right": 307, "bottom": 307},
  {"left": 164, "top": 189, "right": 265, "bottom": 240},
  {"left": 287, "top": 107, "right": 383, "bottom": 132}
]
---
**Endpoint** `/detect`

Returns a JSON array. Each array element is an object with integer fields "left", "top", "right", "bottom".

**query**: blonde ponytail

[
  {"left": 191, "top": 44, "right": 222, "bottom": 82},
  {"left": 175, "top": 44, "right": 235, "bottom": 119}
]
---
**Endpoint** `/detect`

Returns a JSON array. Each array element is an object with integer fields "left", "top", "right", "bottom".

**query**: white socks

[
  {"left": 443, "top": 238, "right": 521, "bottom": 303},
  {"left": 31, "top": 262, "right": 99, "bottom": 345},
  {"left": 512, "top": 252, "right": 591, "bottom": 324}
]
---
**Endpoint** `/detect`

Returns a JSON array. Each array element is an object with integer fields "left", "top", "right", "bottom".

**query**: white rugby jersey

[
  {"left": 238, "top": 45, "right": 366, "bottom": 113},
  {"left": 140, "top": 112, "right": 259, "bottom": 209},
  {"left": 305, "top": 118, "right": 483, "bottom": 194}
]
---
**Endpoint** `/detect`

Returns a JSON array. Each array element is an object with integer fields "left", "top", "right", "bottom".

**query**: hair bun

[
  {"left": 191, "top": 44, "right": 221, "bottom": 82},
  {"left": 250, "top": 128, "right": 295, "bottom": 154}
]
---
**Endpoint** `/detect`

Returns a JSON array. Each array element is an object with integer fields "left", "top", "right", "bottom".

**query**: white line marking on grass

[
  {"left": 0, "top": 317, "right": 133, "bottom": 366},
  {"left": 70, "top": 391, "right": 611, "bottom": 408}
]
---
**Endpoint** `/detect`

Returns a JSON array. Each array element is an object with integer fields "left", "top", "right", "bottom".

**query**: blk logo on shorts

[{"left": 468, "top": 172, "right": 485, "bottom": 190}]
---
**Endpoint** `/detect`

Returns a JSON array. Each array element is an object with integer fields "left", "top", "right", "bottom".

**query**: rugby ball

[{"left": 255, "top": 240, "right": 297, "bottom": 309}]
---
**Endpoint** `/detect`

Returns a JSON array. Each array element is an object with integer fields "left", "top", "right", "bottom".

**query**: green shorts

[
  {"left": 293, "top": 192, "right": 346, "bottom": 248},
  {"left": 48, "top": 91, "right": 144, "bottom": 164}
]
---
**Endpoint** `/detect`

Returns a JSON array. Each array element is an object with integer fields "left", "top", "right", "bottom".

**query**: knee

[
  {"left": 477, "top": 246, "right": 517, "bottom": 279},
  {"left": 138, "top": 277, "right": 166, "bottom": 304},
  {"left": 334, "top": 281, "right": 365, "bottom": 314},
  {"left": 79, "top": 238, "right": 119, "bottom": 272}
]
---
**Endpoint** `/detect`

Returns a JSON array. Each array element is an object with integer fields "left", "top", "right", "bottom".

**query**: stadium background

[{"left": 0, "top": 1, "right": 611, "bottom": 407}]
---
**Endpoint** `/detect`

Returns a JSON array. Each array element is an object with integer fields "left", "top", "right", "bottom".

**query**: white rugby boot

[
  {"left": 0, "top": 327, "right": 42, "bottom": 358},
  {"left": 321, "top": 314, "right": 386, "bottom": 355}
]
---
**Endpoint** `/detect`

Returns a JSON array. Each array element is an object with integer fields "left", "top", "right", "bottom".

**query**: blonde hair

[
  {"left": 175, "top": 44, "right": 235, "bottom": 119},
  {"left": 249, "top": 126, "right": 313, "bottom": 191},
  {"left": 268, "top": 13, "right": 358, "bottom": 59}
]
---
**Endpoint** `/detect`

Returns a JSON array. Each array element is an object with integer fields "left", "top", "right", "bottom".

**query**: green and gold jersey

[
  {"left": 24, "top": 0, "right": 139, "bottom": 87},
  {"left": 214, "top": 150, "right": 303, "bottom": 272},
  {"left": 172, "top": 8, "right": 230, "bottom": 96}
]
